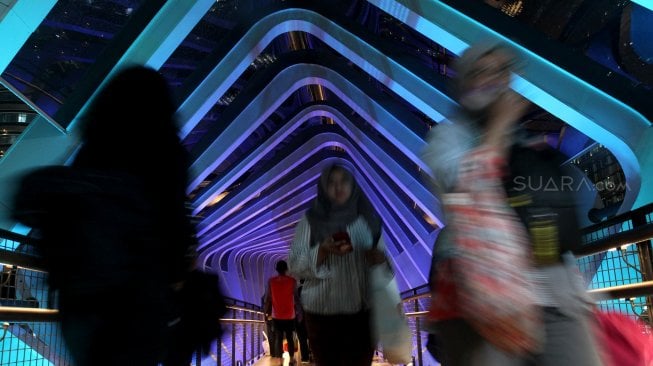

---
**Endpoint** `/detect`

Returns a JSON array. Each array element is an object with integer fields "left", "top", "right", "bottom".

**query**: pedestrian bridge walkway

[{"left": 2, "top": 205, "right": 653, "bottom": 365}]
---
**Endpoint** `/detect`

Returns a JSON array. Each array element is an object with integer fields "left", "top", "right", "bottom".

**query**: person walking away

[
  {"left": 265, "top": 260, "right": 299, "bottom": 365},
  {"left": 422, "top": 41, "right": 603, "bottom": 366}
]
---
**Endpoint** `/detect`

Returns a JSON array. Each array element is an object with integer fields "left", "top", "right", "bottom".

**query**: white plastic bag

[
  {"left": 369, "top": 263, "right": 413, "bottom": 364},
  {"left": 262, "top": 330, "right": 270, "bottom": 356}
]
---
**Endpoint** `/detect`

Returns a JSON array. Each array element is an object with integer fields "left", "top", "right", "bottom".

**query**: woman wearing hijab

[
  {"left": 288, "top": 164, "right": 386, "bottom": 366},
  {"left": 422, "top": 42, "right": 603, "bottom": 366}
]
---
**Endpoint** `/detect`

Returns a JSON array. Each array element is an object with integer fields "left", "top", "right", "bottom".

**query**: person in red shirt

[{"left": 264, "top": 260, "right": 299, "bottom": 365}]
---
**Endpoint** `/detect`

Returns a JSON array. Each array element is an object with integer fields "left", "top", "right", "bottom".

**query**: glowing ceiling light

[
  {"left": 501, "top": 0, "right": 524, "bottom": 17},
  {"left": 424, "top": 214, "right": 437, "bottom": 226},
  {"left": 209, "top": 191, "right": 230, "bottom": 206}
]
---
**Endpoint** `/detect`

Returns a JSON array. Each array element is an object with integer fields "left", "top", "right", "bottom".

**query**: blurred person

[
  {"left": 504, "top": 114, "right": 604, "bottom": 366},
  {"left": 12, "top": 65, "right": 210, "bottom": 366},
  {"left": 422, "top": 42, "right": 603, "bottom": 366},
  {"left": 288, "top": 164, "right": 387, "bottom": 366},
  {"left": 264, "top": 260, "right": 299, "bottom": 365}
]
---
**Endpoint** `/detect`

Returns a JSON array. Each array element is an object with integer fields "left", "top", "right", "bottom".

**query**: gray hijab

[
  {"left": 306, "top": 164, "right": 382, "bottom": 247},
  {"left": 450, "top": 41, "right": 518, "bottom": 124},
  {"left": 451, "top": 41, "right": 516, "bottom": 97}
]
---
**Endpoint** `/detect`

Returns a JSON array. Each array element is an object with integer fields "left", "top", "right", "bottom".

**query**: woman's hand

[
  {"left": 317, "top": 236, "right": 353, "bottom": 265},
  {"left": 488, "top": 91, "right": 530, "bottom": 129},
  {"left": 321, "top": 236, "right": 353, "bottom": 255},
  {"left": 484, "top": 91, "right": 530, "bottom": 153}
]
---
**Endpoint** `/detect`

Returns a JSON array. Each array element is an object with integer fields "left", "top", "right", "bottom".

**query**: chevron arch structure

[{"left": 1, "top": 0, "right": 652, "bottom": 305}]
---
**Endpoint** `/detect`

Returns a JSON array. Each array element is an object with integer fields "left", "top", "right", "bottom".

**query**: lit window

[{"left": 18, "top": 113, "right": 27, "bottom": 123}]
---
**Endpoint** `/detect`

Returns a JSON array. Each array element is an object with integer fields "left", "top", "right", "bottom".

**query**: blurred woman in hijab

[
  {"left": 422, "top": 42, "right": 603, "bottom": 366},
  {"left": 288, "top": 164, "right": 387, "bottom": 366}
]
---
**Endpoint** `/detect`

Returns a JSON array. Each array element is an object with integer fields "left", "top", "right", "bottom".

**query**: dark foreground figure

[{"left": 13, "top": 66, "right": 225, "bottom": 365}]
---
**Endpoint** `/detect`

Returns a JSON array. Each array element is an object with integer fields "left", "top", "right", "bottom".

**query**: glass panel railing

[{"left": 1, "top": 229, "right": 266, "bottom": 366}]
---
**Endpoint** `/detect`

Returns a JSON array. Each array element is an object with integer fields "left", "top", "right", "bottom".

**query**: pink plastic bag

[{"left": 593, "top": 310, "right": 653, "bottom": 366}]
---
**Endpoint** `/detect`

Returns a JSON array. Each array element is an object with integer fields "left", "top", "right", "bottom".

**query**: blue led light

[
  {"left": 0, "top": 1, "right": 56, "bottom": 74},
  {"left": 632, "top": 0, "right": 653, "bottom": 11},
  {"left": 177, "top": 9, "right": 454, "bottom": 140},
  {"left": 187, "top": 64, "right": 433, "bottom": 198}
]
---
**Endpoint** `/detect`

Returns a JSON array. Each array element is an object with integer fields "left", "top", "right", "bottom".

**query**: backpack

[{"left": 505, "top": 143, "right": 583, "bottom": 264}]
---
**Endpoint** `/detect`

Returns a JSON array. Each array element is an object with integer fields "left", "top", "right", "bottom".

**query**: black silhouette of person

[{"left": 13, "top": 65, "right": 199, "bottom": 365}]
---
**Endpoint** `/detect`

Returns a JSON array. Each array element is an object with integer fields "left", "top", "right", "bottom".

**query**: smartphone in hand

[
  {"left": 332, "top": 231, "right": 350, "bottom": 244},
  {"left": 332, "top": 231, "right": 353, "bottom": 253}
]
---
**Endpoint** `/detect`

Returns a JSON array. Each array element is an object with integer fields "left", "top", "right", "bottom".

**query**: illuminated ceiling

[{"left": 0, "top": 0, "right": 651, "bottom": 303}]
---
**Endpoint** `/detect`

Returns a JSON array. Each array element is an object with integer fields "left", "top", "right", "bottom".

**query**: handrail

[
  {"left": 0, "top": 307, "right": 59, "bottom": 322},
  {"left": 0, "top": 228, "right": 38, "bottom": 245},
  {"left": 0, "top": 307, "right": 266, "bottom": 324},
  {"left": 400, "top": 283, "right": 653, "bottom": 318},
  {"left": 4, "top": 205, "right": 651, "bottom": 315},
  {"left": 0, "top": 248, "right": 47, "bottom": 272},
  {"left": 405, "top": 310, "right": 429, "bottom": 318},
  {"left": 1, "top": 283, "right": 649, "bottom": 321},
  {"left": 574, "top": 222, "right": 653, "bottom": 257},
  {"left": 580, "top": 203, "right": 653, "bottom": 235},
  {"left": 226, "top": 305, "right": 264, "bottom": 315},
  {"left": 400, "top": 283, "right": 429, "bottom": 298},
  {"left": 402, "top": 292, "right": 431, "bottom": 303},
  {"left": 399, "top": 282, "right": 653, "bottom": 313},
  {"left": 588, "top": 280, "right": 653, "bottom": 300},
  {"left": 219, "top": 319, "right": 265, "bottom": 324},
  {"left": 5, "top": 283, "right": 644, "bottom": 322}
]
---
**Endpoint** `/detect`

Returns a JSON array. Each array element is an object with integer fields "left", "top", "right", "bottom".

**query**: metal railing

[
  {"left": 394, "top": 203, "right": 653, "bottom": 366},
  {"left": 0, "top": 299, "right": 266, "bottom": 366},
  {"left": 1, "top": 229, "right": 267, "bottom": 366},
  {"left": 214, "top": 300, "right": 266, "bottom": 366},
  {"left": 4, "top": 203, "right": 653, "bottom": 365}
]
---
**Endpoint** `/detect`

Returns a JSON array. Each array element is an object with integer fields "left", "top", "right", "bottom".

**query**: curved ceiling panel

[
  {"left": 194, "top": 104, "right": 438, "bottom": 242},
  {"left": 176, "top": 8, "right": 455, "bottom": 140},
  {"left": 197, "top": 131, "right": 433, "bottom": 259},
  {"left": 204, "top": 150, "right": 428, "bottom": 298},
  {"left": 188, "top": 63, "right": 441, "bottom": 223},
  {"left": 0, "top": 1, "right": 56, "bottom": 74},
  {"left": 1, "top": 0, "right": 651, "bottom": 305}
]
